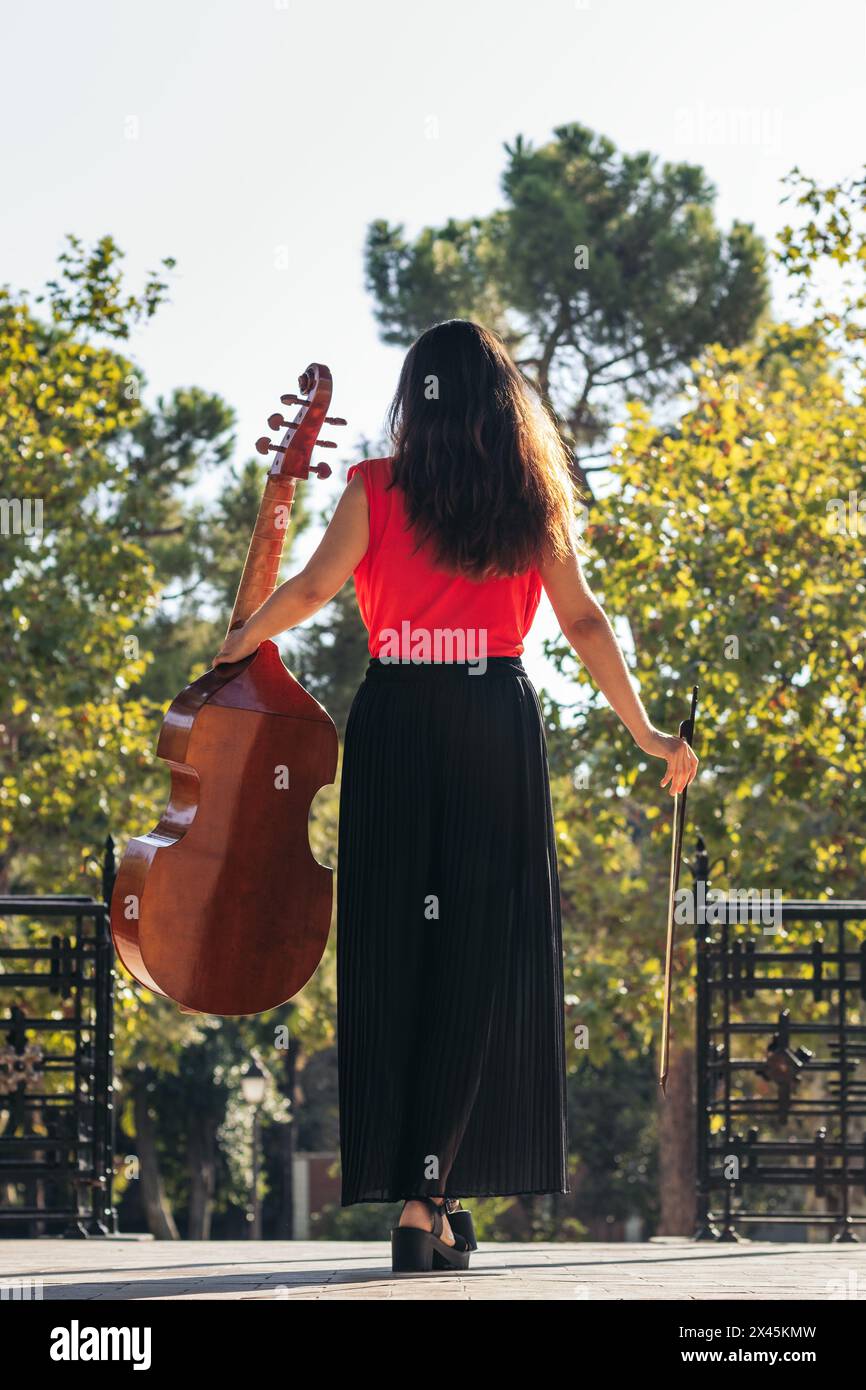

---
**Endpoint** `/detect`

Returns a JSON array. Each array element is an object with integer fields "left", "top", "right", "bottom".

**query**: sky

[{"left": 2, "top": 0, "right": 864, "bottom": 692}]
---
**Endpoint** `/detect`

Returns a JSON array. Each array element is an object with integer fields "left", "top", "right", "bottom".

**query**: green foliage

[
  {"left": 547, "top": 323, "right": 865, "bottom": 1067},
  {"left": 566, "top": 1053, "right": 658, "bottom": 1229},
  {"left": 365, "top": 123, "right": 769, "bottom": 460},
  {"left": 38, "top": 234, "right": 175, "bottom": 339},
  {"left": 288, "top": 583, "right": 369, "bottom": 735},
  {"left": 311, "top": 1197, "right": 401, "bottom": 1240},
  {"left": 0, "top": 239, "right": 323, "bottom": 1090},
  {"left": 777, "top": 168, "right": 866, "bottom": 370},
  {"left": 0, "top": 237, "right": 310, "bottom": 900},
  {"left": 366, "top": 214, "right": 511, "bottom": 346},
  {"left": 154, "top": 1025, "right": 289, "bottom": 1209},
  {"left": 8, "top": 159, "right": 862, "bottom": 1238},
  {"left": 1, "top": 256, "right": 156, "bottom": 893}
]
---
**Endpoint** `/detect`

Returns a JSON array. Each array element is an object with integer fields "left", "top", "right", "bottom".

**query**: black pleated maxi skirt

[{"left": 337, "top": 657, "right": 569, "bottom": 1204}]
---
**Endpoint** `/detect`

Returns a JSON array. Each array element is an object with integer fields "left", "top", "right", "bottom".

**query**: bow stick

[{"left": 659, "top": 684, "right": 699, "bottom": 1094}]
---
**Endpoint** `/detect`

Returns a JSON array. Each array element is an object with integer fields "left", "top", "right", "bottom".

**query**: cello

[{"left": 110, "top": 363, "right": 342, "bottom": 1015}]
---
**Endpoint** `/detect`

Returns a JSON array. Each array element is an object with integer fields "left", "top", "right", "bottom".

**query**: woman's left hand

[
  {"left": 213, "top": 622, "right": 261, "bottom": 668},
  {"left": 637, "top": 727, "right": 699, "bottom": 797}
]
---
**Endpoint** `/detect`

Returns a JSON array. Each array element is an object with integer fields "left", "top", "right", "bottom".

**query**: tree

[
  {"left": 0, "top": 238, "right": 325, "bottom": 1236},
  {"left": 0, "top": 237, "right": 244, "bottom": 895},
  {"left": 365, "top": 122, "right": 768, "bottom": 491},
  {"left": 547, "top": 316, "right": 865, "bottom": 1232},
  {"left": 777, "top": 166, "right": 866, "bottom": 369},
  {"left": 289, "top": 584, "right": 369, "bottom": 735}
]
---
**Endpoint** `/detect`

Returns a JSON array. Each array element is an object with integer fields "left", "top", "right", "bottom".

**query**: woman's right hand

[
  {"left": 213, "top": 621, "right": 261, "bottom": 668},
  {"left": 636, "top": 728, "right": 699, "bottom": 797}
]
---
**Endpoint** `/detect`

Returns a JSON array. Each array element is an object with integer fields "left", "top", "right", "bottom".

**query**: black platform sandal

[
  {"left": 391, "top": 1196, "right": 472, "bottom": 1272},
  {"left": 443, "top": 1199, "right": 477, "bottom": 1252}
]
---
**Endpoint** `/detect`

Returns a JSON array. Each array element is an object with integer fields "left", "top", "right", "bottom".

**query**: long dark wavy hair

[{"left": 387, "top": 319, "right": 577, "bottom": 578}]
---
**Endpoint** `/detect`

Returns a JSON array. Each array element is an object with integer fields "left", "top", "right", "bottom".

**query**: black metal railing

[
  {"left": 0, "top": 838, "right": 117, "bottom": 1236},
  {"left": 693, "top": 836, "right": 866, "bottom": 1242}
]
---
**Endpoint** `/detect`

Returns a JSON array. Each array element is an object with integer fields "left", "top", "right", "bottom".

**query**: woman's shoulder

[{"left": 346, "top": 456, "right": 393, "bottom": 488}]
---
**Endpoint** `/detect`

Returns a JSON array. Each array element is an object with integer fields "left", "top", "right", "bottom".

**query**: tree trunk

[
  {"left": 132, "top": 1082, "right": 179, "bottom": 1240},
  {"left": 657, "top": 1045, "right": 697, "bottom": 1236},
  {"left": 187, "top": 1113, "right": 216, "bottom": 1239}
]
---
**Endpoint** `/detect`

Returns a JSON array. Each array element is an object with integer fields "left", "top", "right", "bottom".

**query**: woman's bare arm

[
  {"left": 539, "top": 545, "right": 699, "bottom": 796},
  {"left": 213, "top": 472, "right": 368, "bottom": 665}
]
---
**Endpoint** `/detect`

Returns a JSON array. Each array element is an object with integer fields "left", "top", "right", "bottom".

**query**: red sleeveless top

[{"left": 346, "top": 457, "right": 542, "bottom": 660}]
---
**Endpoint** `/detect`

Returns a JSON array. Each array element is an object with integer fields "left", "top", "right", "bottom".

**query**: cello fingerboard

[{"left": 227, "top": 473, "right": 298, "bottom": 632}]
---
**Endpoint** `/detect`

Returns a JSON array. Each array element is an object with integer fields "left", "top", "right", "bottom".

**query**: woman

[{"left": 215, "top": 320, "right": 698, "bottom": 1272}]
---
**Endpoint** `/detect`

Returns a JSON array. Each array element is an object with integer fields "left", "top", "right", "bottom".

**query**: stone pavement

[{"left": 1, "top": 1237, "right": 864, "bottom": 1300}]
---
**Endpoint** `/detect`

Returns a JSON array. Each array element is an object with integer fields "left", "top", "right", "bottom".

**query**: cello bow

[{"left": 658, "top": 684, "right": 699, "bottom": 1093}]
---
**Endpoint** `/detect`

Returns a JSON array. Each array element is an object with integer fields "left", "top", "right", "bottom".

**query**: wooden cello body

[{"left": 111, "top": 364, "right": 341, "bottom": 1015}]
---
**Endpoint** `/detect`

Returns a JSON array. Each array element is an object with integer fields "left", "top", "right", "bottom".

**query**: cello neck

[
  {"left": 227, "top": 361, "right": 339, "bottom": 636},
  {"left": 227, "top": 472, "right": 298, "bottom": 634}
]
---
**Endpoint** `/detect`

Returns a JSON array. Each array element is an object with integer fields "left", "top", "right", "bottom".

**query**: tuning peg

[
  {"left": 255, "top": 436, "right": 283, "bottom": 456},
  {"left": 311, "top": 462, "right": 332, "bottom": 479},
  {"left": 273, "top": 408, "right": 346, "bottom": 429},
  {"left": 280, "top": 393, "right": 306, "bottom": 407},
  {"left": 315, "top": 439, "right": 337, "bottom": 449}
]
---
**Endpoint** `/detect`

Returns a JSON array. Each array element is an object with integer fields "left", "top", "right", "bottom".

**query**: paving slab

[{"left": 1, "top": 1239, "right": 864, "bottom": 1301}]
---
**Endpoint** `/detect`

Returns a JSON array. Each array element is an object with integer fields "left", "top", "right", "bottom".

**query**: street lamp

[{"left": 241, "top": 1060, "right": 266, "bottom": 1239}]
